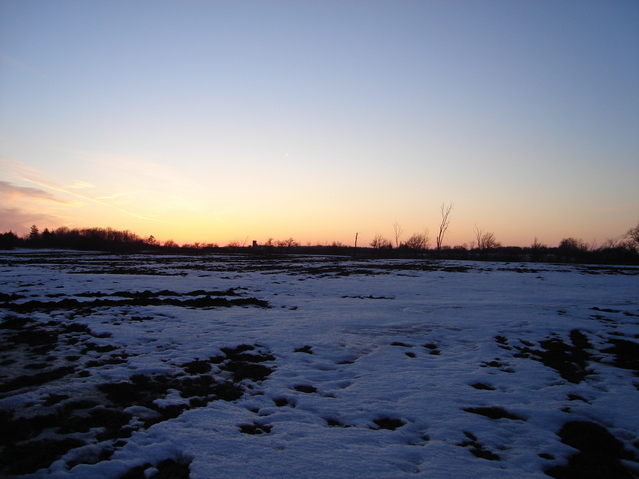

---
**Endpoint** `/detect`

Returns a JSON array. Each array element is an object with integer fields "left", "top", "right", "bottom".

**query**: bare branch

[
  {"left": 474, "top": 225, "right": 483, "bottom": 249},
  {"left": 436, "top": 202, "right": 453, "bottom": 251},
  {"left": 393, "top": 221, "right": 404, "bottom": 248},
  {"left": 474, "top": 225, "right": 500, "bottom": 250},
  {"left": 370, "top": 234, "right": 391, "bottom": 249}
]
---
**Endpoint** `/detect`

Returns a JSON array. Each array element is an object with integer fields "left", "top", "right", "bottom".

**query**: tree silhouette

[
  {"left": 370, "top": 234, "right": 391, "bottom": 249},
  {"left": 278, "top": 238, "right": 299, "bottom": 248},
  {"left": 404, "top": 233, "right": 427, "bottom": 250},
  {"left": 436, "top": 202, "right": 453, "bottom": 251},
  {"left": 29, "top": 224, "right": 39, "bottom": 242},
  {"left": 474, "top": 226, "right": 500, "bottom": 250},
  {"left": 0, "top": 231, "right": 19, "bottom": 250},
  {"left": 626, "top": 222, "right": 639, "bottom": 249}
]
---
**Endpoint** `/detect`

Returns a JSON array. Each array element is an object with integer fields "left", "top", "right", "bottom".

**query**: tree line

[{"left": 1, "top": 212, "right": 638, "bottom": 264}]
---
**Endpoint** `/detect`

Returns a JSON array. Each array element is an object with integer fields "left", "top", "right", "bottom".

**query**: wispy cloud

[
  {"left": 64, "top": 181, "right": 95, "bottom": 189},
  {"left": 81, "top": 151, "right": 204, "bottom": 213},
  {"left": 0, "top": 206, "right": 67, "bottom": 233},
  {"left": 0, "top": 176, "right": 76, "bottom": 232},
  {"left": 87, "top": 153, "right": 197, "bottom": 191},
  {"left": 1, "top": 156, "right": 173, "bottom": 224},
  {"left": 94, "top": 193, "right": 131, "bottom": 200},
  {"left": 0, "top": 180, "right": 72, "bottom": 204}
]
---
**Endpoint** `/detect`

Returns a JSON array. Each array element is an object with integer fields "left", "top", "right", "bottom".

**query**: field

[{"left": 1, "top": 250, "right": 638, "bottom": 478}]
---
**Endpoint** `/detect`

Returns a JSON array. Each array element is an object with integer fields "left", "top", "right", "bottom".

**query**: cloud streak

[
  {"left": 1, "top": 157, "right": 173, "bottom": 224},
  {"left": 0, "top": 180, "right": 71, "bottom": 204}
]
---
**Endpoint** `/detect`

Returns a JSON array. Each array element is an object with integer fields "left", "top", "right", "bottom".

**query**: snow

[{"left": 1, "top": 251, "right": 638, "bottom": 478}]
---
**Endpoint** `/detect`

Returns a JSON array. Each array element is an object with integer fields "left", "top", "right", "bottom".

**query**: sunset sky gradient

[{"left": 1, "top": 1, "right": 638, "bottom": 247}]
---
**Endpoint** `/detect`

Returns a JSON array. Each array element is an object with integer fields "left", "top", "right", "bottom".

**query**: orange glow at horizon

[{"left": 1, "top": 3, "right": 637, "bottom": 249}]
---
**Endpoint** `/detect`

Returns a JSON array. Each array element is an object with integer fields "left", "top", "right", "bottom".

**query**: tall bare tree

[
  {"left": 474, "top": 225, "right": 483, "bottom": 250},
  {"left": 393, "top": 221, "right": 404, "bottom": 248},
  {"left": 436, "top": 202, "right": 453, "bottom": 251}
]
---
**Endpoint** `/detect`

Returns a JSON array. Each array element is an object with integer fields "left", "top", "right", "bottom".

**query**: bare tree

[
  {"left": 483, "top": 233, "right": 500, "bottom": 249},
  {"left": 370, "top": 234, "right": 392, "bottom": 249},
  {"left": 474, "top": 226, "right": 483, "bottom": 250},
  {"left": 531, "top": 237, "right": 546, "bottom": 250},
  {"left": 404, "top": 233, "right": 427, "bottom": 250},
  {"left": 435, "top": 202, "right": 453, "bottom": 251},
  {"left": 530, "top": 237, "right": 547, "bottom": 261},
  {"left": 277, "top": 237, "right": 299, "bottom": 248},
  {"left": 474, "top": 226, "right": 501, "bottom": 250},
  {"left": 602, "top": 237, "right": 620, "bottom": 249},
  {"left": 393, "top": 221, "right": 404, "bottom": 248},
  {"left": 559, "top": 237, "right": 589, "bottom": 252},
  {"left": 423, "top": 228, "right": 431, "bottom": 249},
  {"left": 626, "top": 222, "right": 639, "bottom": 249}
]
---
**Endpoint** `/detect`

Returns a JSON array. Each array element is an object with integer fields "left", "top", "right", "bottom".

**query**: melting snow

[{"left": 0, "top": 251, "right": 638, "bottom": 478}]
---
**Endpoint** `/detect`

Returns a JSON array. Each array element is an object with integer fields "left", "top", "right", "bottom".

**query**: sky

[{"left": 1, "top": 0, "right": 638, "bottom": 248}]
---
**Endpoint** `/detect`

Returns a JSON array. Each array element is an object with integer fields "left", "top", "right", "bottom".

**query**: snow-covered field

[{"left": 1, "top": 250, "right": 638, "bottom": 478}]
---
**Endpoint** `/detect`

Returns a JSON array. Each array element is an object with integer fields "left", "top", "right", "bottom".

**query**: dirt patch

[
  {"left": 457, "top": 431, "right": 501, "bottom": 461},
  {"left": 463, "top": 406, "right": 525, "bottom": 421},
  {"left": 545, "top": 421, "right": 636, "bottom": 478},
  {"left": 119, "top": 458, "right": 191, "bottom": 479},
  {"left": 470, "top": 382, "right": 495, "bottom": 391},
  {"left": 239, "top": 422, "right": 272, "bottom": 435},
  {"left": 293, "top": 384, "right": 317, "bottom": 394},
  {"left": 0, "top": 343, "right": 275, "bottom": 476},
  {"left": 601, "top": 339, "right": 639, "bottom": 373},
  {"left": 5, "top": 292, "right": 270, "bottom": 313},
  {"left": 294, "top": 345, "right": 313, "bottom": 354},
  {"left": 1, "top": 437, "right": 87, "bottom": 476},
  {"left": 372, "top": 417, "right": 406, "bottom": 430},
  {"left": 513, "top": 329, "right": 593, "bottom": 383}
]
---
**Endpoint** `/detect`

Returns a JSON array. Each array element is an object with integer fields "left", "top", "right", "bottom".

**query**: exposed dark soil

[
  {"left": 462, "top": 406, "right": 525, "bottom": 421},
  {"left": 457, "top": 431, "right": 501, "bottom": 461},
  {"left": 294, "top": 345, "right": 313, "bottom": 354},
  {"left": 513, "top": 329, "right": 594, "bottom": 383},
  {"left": 239, "top": 422, "right": 273, "bottom": 435},
  {"left": 1, "top": 253, "right": 638, "bottom": 478},
  {"left": 3, "top": 289, "right": 270, "bottom": 313},
  {"left": 601, "top": 338, "right": 639, "bottom": 373},
  {"left": 545, "top": 421, "right": 636, "bottom": 478},
  {"left": 470, "top": 382, "right": 495, "bottom": 391},
  {"left": 488, "top": 326, "right": 639, "bottom": 477},
  {"left": 293, "top": 384, "right": 317, "bottom": 394},
  {"left": 0, "top": 339, "right": 276, "bottom": 476},
  {"left": 118, "top": 458, "right": 191, "bottom": 479},
  {"left": 372, "top": 417, "right": 406, "bottom": 430}
]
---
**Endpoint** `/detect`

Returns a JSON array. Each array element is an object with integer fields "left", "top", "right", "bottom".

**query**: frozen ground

[{"left": 0, "top": 250, "right": 638, "bottom": 478}]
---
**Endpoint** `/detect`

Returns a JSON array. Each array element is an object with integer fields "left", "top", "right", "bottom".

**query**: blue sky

[{"left": 1, "top": 0, "right": 638, "bottom": 247}]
